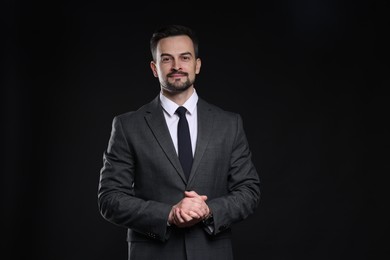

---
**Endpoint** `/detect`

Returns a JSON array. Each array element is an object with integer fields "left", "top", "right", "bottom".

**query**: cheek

[
  {"left": 154, "top": 67, "right": 165, "bottom": 77},
  {"left": 158, "top": 64, "right": 171, "bottom": 74}
]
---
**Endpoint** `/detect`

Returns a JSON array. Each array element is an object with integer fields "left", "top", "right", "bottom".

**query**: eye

[
  {"left": 161, "top": 56, "right": 172, "bottom": 63},
  {"left": 182, "top": 55, "right": 191, "bottom": 61}
]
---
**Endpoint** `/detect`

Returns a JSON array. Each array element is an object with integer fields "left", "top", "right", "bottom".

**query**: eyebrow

[{"left": 160, "top": 52, "right": 193, "bottom": 57}]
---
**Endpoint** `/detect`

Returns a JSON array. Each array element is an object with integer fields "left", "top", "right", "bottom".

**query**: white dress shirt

[{"left": 159, "top": 89, "right": 198, "bottom": 156}]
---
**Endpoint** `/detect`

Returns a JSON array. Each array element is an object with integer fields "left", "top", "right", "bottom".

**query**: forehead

[{"left": 156, "top": 35, "right": 195, "bottom": 56}]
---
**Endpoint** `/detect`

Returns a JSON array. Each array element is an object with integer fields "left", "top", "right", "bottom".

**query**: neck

[{"left": 161, "top": 87, "right": 194, "bottom": 106}]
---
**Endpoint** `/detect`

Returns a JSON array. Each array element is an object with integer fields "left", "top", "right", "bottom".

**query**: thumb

[
  {"left": 184, "top": 190, "right": 199, "bottom": 197},
  {"left": 185, "top": 191, "right": 208, "bottom": 201},
  {"left": 200, "top": 195, "right": 208, "bottom": 201}
]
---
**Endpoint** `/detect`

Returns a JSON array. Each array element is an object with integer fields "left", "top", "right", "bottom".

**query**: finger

[
  {"left": 184, "top": 190, "right": 199, "bottom": 197},
  {"left": 185, "top": 205, "right": 208, "bottom": 218},
  {"left": 184, "top": 209, "right": 202, "bottom": 219},
  {"left": 200, "top": 195, "right": 208, "bottom": 201},
  {"left": 187, "top": 210, "right": 202, "bottom": 219},
  {"left": 185, "top": 191, "right": 208, "bottom": 202},
  {"left": 174, "top": 208, "right": 185, "bottom": 223},
  {"left": 180, "top": 210, "right": 195, "bottom": 222}
]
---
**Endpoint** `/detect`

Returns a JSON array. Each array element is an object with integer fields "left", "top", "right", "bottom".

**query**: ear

[
  {"left": 195, "top": 58, "right": 201, "bottom": 74},
  {"left": 150, "top": 61, "right": 158, "bottom": 77}
]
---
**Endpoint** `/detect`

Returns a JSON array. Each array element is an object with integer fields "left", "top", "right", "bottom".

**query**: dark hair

[{"left": 150, "top": 24, "right": 199, "bottom": 61}]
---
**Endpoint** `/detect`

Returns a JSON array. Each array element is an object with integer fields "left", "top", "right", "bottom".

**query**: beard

[{"left": 161, "top": 75, "right": 194, "bottom": 93}]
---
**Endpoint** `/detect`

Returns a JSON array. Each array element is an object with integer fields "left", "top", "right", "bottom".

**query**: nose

[{"left": 171, "top": 59, "right": 181, "bottom": 71}]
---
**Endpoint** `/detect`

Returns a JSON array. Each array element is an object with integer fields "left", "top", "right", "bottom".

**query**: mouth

[{"left": 168, "top": 72, "right": 188, "bottom": 78}]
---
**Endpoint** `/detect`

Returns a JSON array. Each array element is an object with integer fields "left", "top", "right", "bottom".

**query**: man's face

[{"left": 151, "top": 35, "right": 201, "bottom": 93}]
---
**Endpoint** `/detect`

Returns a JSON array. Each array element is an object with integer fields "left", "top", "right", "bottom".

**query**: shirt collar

[{"left": 160, "top": 89, "right": 198, "bottom": 117}]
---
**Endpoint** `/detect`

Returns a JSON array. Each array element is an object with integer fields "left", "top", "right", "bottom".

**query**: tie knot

[{"left": 176, "top": 106, "right": 187, "bottom": 117}]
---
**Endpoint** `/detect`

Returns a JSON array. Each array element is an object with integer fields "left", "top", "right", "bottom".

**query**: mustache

[{"left": 167, "top": 71, "right": 188, "bottom": 77}]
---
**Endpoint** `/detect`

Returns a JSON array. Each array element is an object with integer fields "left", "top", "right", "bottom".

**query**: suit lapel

[
  {"left": 188, "top": 99, "right": 214, "bottom": 184},
  {"left": 144, "top": 97, "right": 187, "bottom": 183}
]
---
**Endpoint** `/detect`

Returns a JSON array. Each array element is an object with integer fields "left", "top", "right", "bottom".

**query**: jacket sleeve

[
  {"left": 97, "top": 116, "right": 171, "bottom": 242},
  {"left": 206, "top": 114, "right": 261, "bottom": 235}
]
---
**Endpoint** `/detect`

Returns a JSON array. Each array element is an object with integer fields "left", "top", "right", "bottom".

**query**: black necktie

[{"left": 176, "top": 106, "right": 193, "bottom": 180}]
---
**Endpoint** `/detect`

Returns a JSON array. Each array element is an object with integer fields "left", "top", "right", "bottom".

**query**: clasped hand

[{"left": 168, "top": 190, "right": 211, "bottom": 228}]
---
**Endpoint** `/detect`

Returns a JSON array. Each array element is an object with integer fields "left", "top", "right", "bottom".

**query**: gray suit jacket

[{"left": 98, "top": 96, "right": 261, "bottom": 260}]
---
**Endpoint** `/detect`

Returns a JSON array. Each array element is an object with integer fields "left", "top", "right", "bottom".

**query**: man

[{"left": 98, "top": 24, "right": 261, "bottom": 260}]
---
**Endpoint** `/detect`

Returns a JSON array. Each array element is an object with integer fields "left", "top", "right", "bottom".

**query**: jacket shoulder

[
  {"left": 199, "top": 98, "right": 240, "bottom": 119},
  {"left": 114, "top": 96, "right": 159, "bottom": 121}
]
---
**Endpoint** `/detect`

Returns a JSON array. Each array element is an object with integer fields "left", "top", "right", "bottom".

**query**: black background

[{"left": 2, "top": 0, "right": 389, "bottom": 259}]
